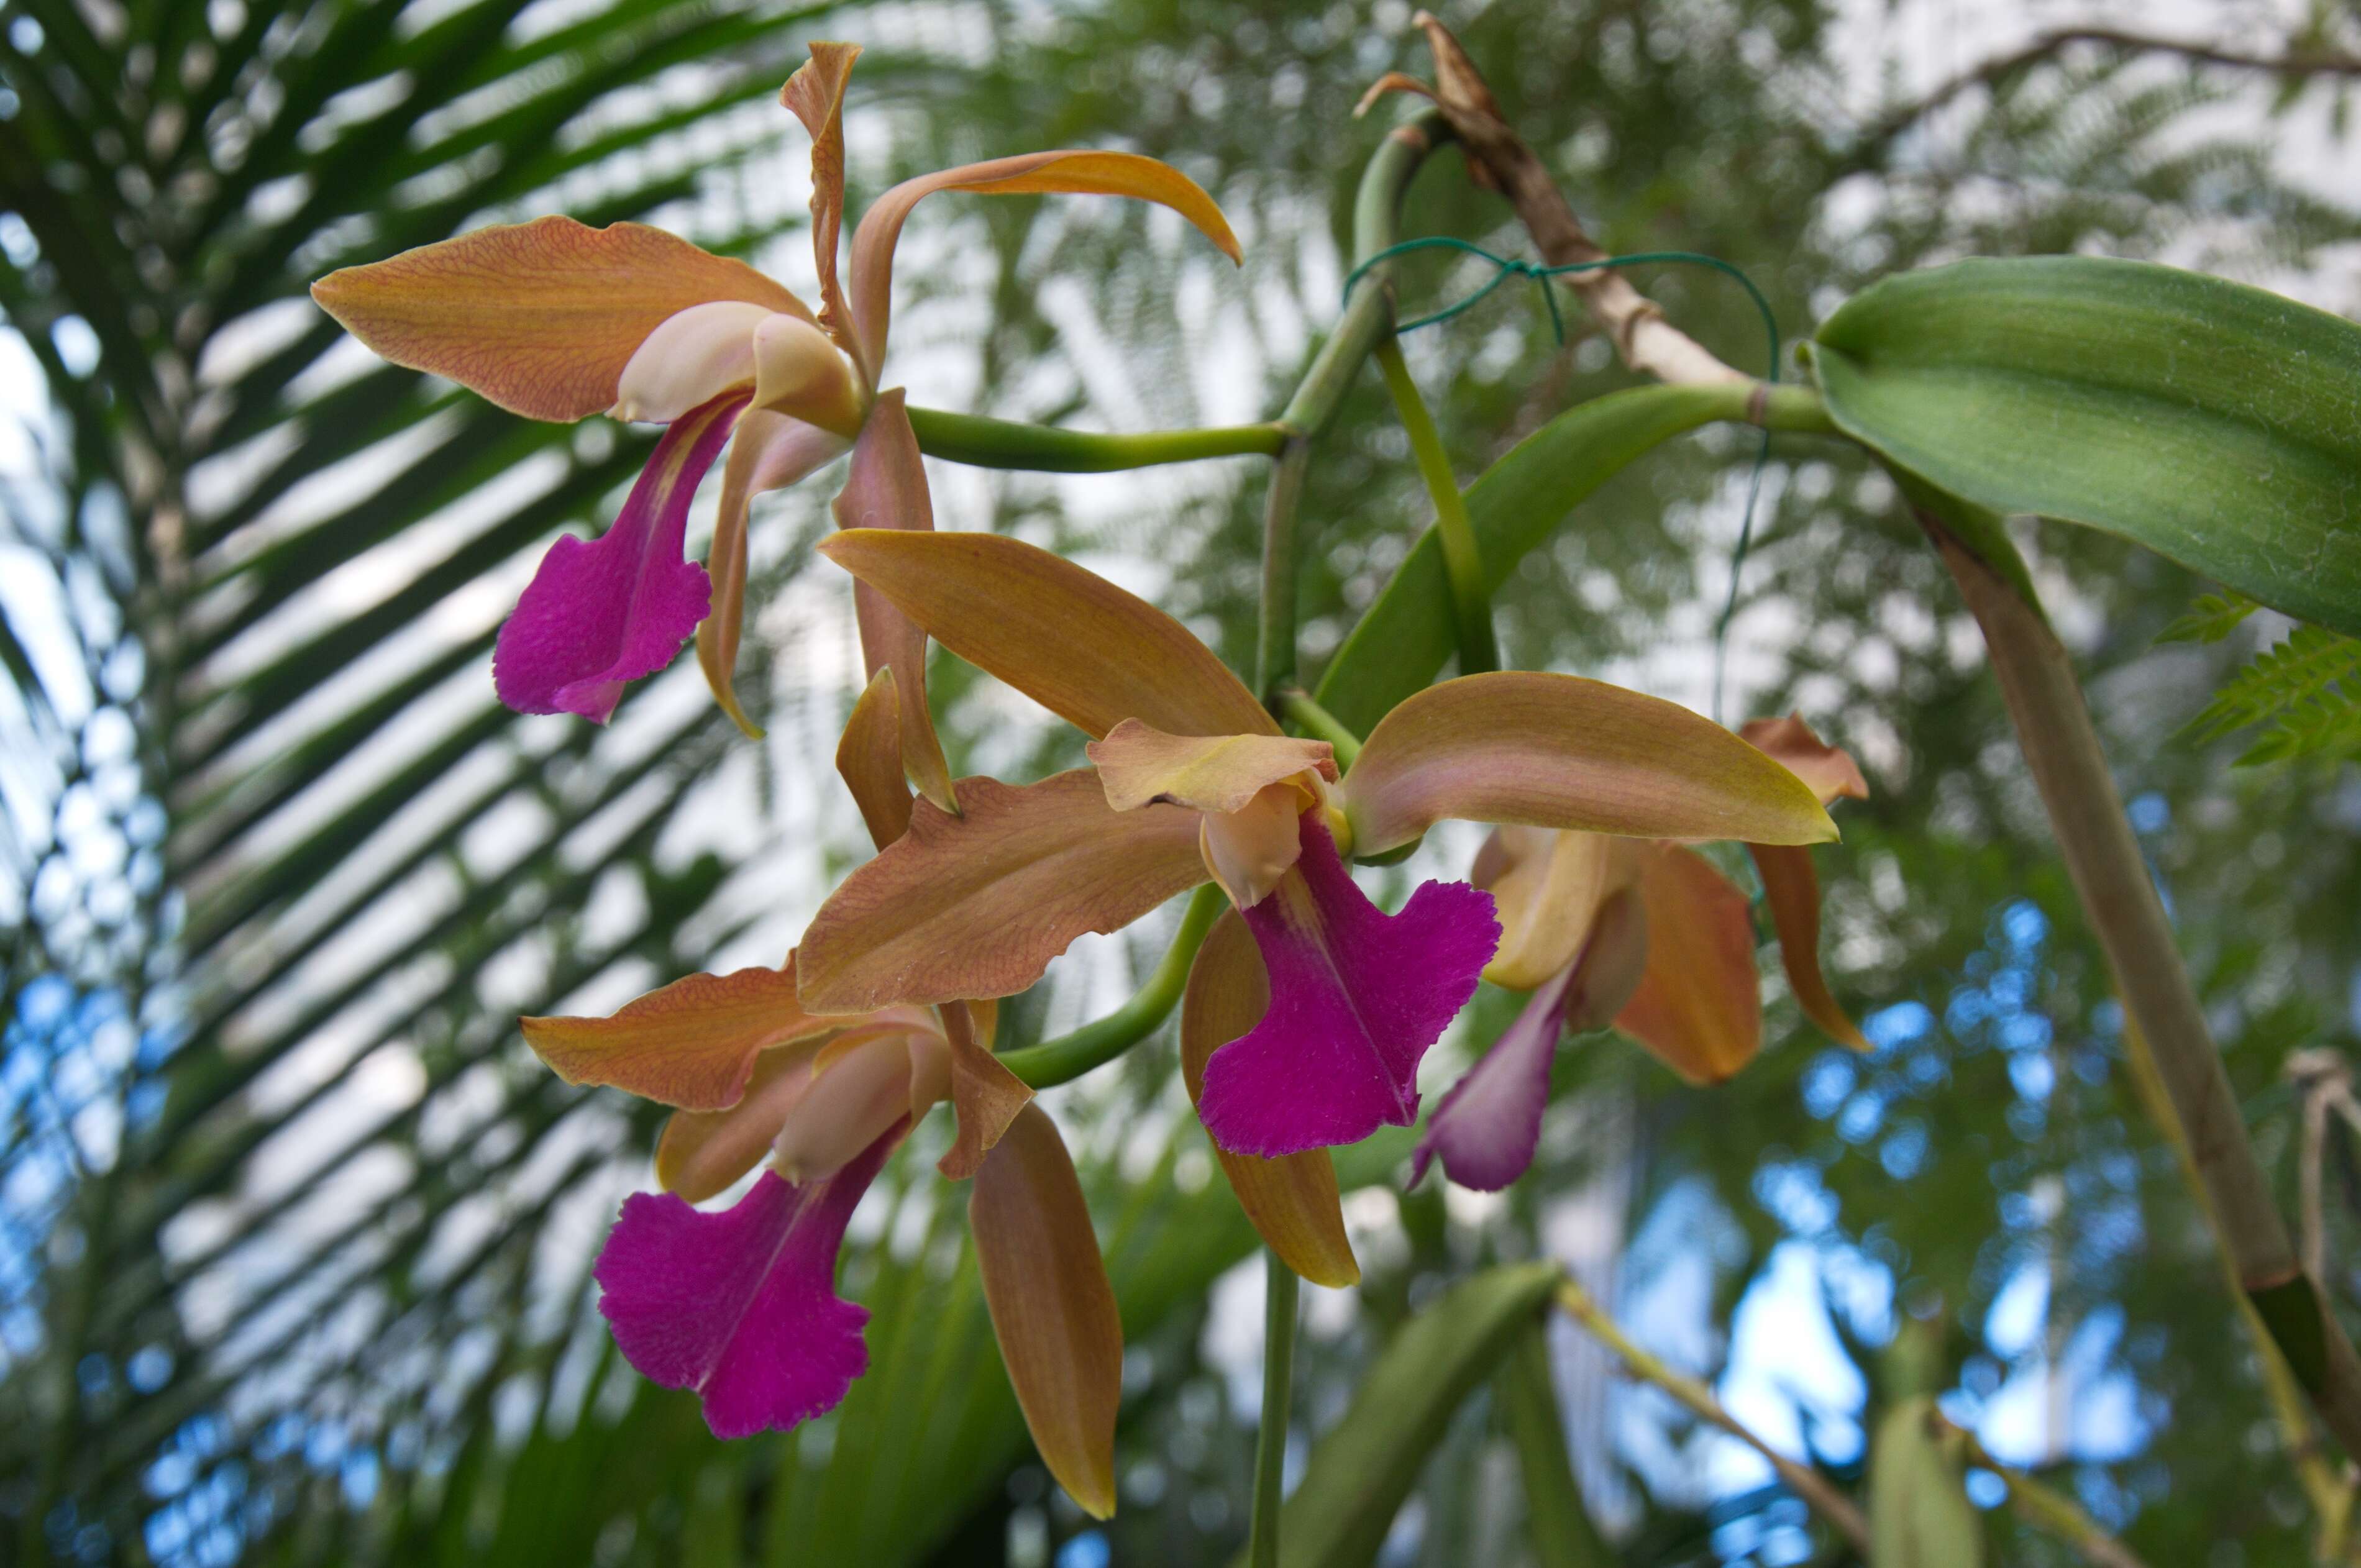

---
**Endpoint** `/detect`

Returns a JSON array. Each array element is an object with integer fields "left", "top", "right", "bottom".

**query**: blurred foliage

[{"left": 4, "top": 0, "right": 2360, "bottom": 1565}]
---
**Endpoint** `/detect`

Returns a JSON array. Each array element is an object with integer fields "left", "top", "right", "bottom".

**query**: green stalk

[
  {"left": 1495, "top": 1320, "right": 1618, "bottom": 1568},
  {"left": 905, "top": 406, "right": 1288, "bottom": 471},
  {"left": 1275, "top": 687, "right": 1364, "bottom": 766},
  {"left": 1374, "top": 334, "right": 1497, "bottom": 675},
  {"left": 1249, "top": 1251, "right": 1300, "bottom": 1568},
  {"left": 994, "top": 884, "right": 1225, "bottom": 1088}
]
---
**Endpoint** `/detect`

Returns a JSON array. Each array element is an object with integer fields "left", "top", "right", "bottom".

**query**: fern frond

[{"left": 2186, "top": 622, "right": 2361, "bottom": 765}]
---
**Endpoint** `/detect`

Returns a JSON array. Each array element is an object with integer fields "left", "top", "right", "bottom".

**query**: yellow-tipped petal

[
  {"left": 698, "top": 411, "right": 849, "bottom": 738},
  {"left": 311, "top": 216, "right": 810, "bottom": 422},
  {"left": 970, "top": 1103, "right": 1124, "bottom": 1519},
  {"left": 836, "top": 667, "right": 915, "bottom": 849},
  {"left": 654, "top": 1042, "right": 824, "bottom": 1201},
  {"left": 520, "top": 960, "right": 836, "bottom": 1110},
  {"left": 797, "top": 771, "right": 1207, "bottom": 1014},
  {"left": 1341, "top": 672, "right": 1838, "bottom": 859},
  {"left": 1476, "top": 827, "right": 1639, "bottom": 991},
  {"left": 1614, "top": 846, "right": 1761, "bottom": 1084},
  {"left": 1738, "top": 713, "right": 1870, "bottom": 808},
  {"left": 1748, "top": 843, "right": 1870, "bottom": 1051},
  {"left": 847, "top": 150, "right": 1241, "bottom": 376},
  {"left": 780, "top": 42, "right": 864, "bottom": 376},
  {"left": 1197, "top": 786, "right": 1308, "bottom": 909},
  {"left": 832, "top": 393, "right": 958, "bottom": 813},
  {"left": 1087, "top": 720, "right": 1334, "bottom": 813},
  {"left": 1179, "top": 911, "right": 1360, "bottom": 1287},
  {"left": 936, "top": 998, "right": 1034, "bottom": 1182},
  {"left": 817, "top": 529, "right": 1275, "bottom": 741}
]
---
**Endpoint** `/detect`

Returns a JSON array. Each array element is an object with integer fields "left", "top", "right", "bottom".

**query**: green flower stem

[
  {"left": 994, "top": 884, "right": 1225, "bottom": 1089},
  {"left": 1274, "top": 687, "right": 1363, "bottom": 767},
  {"left": 1496, "top": 1320, "right": 1617, "bottom": 1568},
  {"left": 1249, "top": 1250, "right": 1300, "bottom": 1568},
  {"left": 1374, "top": 333, "right": 1497, "bottom": 675},
  {"left": 904, "top": 406, "right": 1289, "bottom": 471}
]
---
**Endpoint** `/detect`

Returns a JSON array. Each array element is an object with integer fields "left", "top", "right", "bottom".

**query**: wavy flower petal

[
  {"left": 1198, "top": 814, "right": 1498, "bottom": 1157},
  {"left": 493, "top": 391, "right": 744, "bottom": 720},
  {"left": 520, "top": 957, "right": 835, "bottom": 1110},
  {"left": 1412, "top": 960, "right": 1573, "bottom": 1192},
  {"left": 595, "top": 1123, "right": 899, "bottom": 1439},
  {"left": 780, "top": 42, "right": 864, "bottom": 374},
  {"left": 697, "top": 411, "right": 851, "bottom": 737},
  {"left": 936, "top": 998, "right": 1033, "bottom": 1182},
  {"left": 1087, "top": 721, "right": 1335, "bottom": 813},
  {"left": 1738, "top": 713, "right": 1869, "bottom": 807}
]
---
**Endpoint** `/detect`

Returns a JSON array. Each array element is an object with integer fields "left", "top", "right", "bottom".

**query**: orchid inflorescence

[{"left": 313, "top": 40, "right": 1869, "bottom": 1517}]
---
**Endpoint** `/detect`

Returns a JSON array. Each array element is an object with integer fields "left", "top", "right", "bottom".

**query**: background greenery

[{"left": 4, "top": 0, "right": 2359, "bottom": 1563}]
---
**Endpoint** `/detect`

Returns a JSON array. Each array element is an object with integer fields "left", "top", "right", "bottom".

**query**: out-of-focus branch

[
  {"left": 1363, "top": 13, "right": 1750, "bottom": 389},
  {"left": 1944, "top": 1421, "right": 2153, "bottom": 1568}
]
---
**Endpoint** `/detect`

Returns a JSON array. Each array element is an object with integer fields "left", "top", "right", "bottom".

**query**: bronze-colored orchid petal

[
  {"left": 1087, "top": 720, "right": 1335, "bottom": 813},
  {"left": 817, "top": 529, "right": 1275, "bottom": 740},
  {"left": 1747, "top": 842, "right": 1870, "bottom": 1051},
  {"left": 1341, "top": 672, "right": 1837, "bottom": 859},
  {"left": 1614, "top": 845, "right": 1761, "bottom": 1084},
  {"left": 797, "top": 771, "right": 1207, "bottom": 1013},
  {"left": 1739, "top": 713, "right": 1869, "bottom": 808},
  {"left": 698, "top": 411, "right": 849, "bottom": 738},
  {"left": 311, "top": 216, "right": 810, "bottom": 422},
  {"left": 970, "top": 1103, "right": 1124, "bottom": 1519},
  {"left": 936, "top": 998, "right": 1033, "bottom": 1182},
  {"left": 846, "top": 150, "right": 1241, "bottom": 381},
  {"left": 521, "top": 960, "right": 838, "bottom": 1109},
  {"left": 836, "top": 667, "right": 915, "bottom": 849},
  {"left": 652, "top": 1040, "right": 827, "bottom": 1201},
  {"left": 1476, "top": 826, "right": 1639, "bottom": 991},
  {"left": 1197, "top": 786, "right": 1307, "bottom": 909},
  {"left": 779, "top": 42, "right": 864, "bottom": 376},
  {"left": 773, "top": 1028, "right": 928, "bottom": 1182},
  {"left": 1561, "top": 885, "right": 1650, "bottom": 1034},
  {"left": 751, "top": 314, "right": 867, "bottom": 435},
  {"left": 831, "top": 393, "right": 957, "bottom": 813},
  {"left": 1179, "top": 911, "right": 1359, "bottom": 1287}
]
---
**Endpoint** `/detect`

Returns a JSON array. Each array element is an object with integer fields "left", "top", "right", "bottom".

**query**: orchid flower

[
  {"left": 1411, "top": 715, "right": 1872, "bottom": 1192},
  {"left": 790, "top": 527, "right": 1840, "bottom": 1162},
  {"left": 311, "top": 40, "right": 1238, "bottom": 778}
]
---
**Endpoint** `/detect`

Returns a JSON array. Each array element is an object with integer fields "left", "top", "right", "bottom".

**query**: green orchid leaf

[
  {"left": 1235, "top": 1262, "right": 1563, "bottom": 1568},
  {"left": 1868, "top": 1397, "right": 1986, "bottom": 1568},
  {"left": 1809, "top": 256, "right": 2361, "bottom": 636}
]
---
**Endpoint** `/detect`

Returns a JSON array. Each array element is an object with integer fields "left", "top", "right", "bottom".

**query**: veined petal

[
  {"left": 595, "top": 1124, "right": 899, "bottom": 1439},
  {"left": 493, "top": 391, "right": 743, "bottom": 721},
  {"left": 847, "top": 150, "right": 1241, "bottom": 380},
  {"left": 612, "top": 301, "right": 768, "bottom": 423},
  {"left": 780, "top": 42, "right": 864, "bottom": 376},
  {"left": 312, "top": 216, "right": 810, "bottom": 422},
  {"left": 818, "top": 529, "right": 1274, "bottom": 739},
  {"left": 797, "top": 771, "right": 1208, "bottom": 1013},
  {"left": 752, "top": 313, "right": 867, "bottom": 435},
  {"left": 971, "top": 1104, "right": 1125, "bottom": 1520},
  {"left": 1476, "top": 827, "right": 1638, "bottom": 991},
  {"left": 1615, "top": 845, "right": 1761, "bottom": 1083},
  {"left": 833, "top": 393, "right": 956, "bottom": 813},
  {"left": 1341, "top": 672, "right": 1837, "bottom": 858},
  {"left": 1748, "top": 843, "right": 1869, "bottom": 1050},
  {"left": 1197, "top": 814, "right": 1499, "bottom": 1157},
  {"left": 1088, "top": 720, "right": 1334, "bottom": 813},
  {"left": 1739, "top": 713, "right": 1869, "bottom": 807},
  {"left": 655, "top": 1044, "right": 825, "bottom": 1202},
  {"left": 836, "top": 667, "right": 915, "bottom": 849},
  {"left": 1411, "top": 960, "right": 1574, "bottom": 1193},
  {"left": 1179, "top": 910, "right": 1359, "bottom": 1287},
  {"left": 936, "top": 998, "right": 1033, "bottom": 1182},
  {"left": 698, "top": 411, "right": 851, "bottom": 737},
  {"left": 520, "top": 957, "right": 836, "bottom": 1110}
]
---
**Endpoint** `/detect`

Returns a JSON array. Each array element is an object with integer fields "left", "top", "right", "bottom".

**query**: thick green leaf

[
  {"left": 1810, "top": 256, "right": 2361, "bottom": 636},
  {"left": 1868, "top": 1397, "right": 1985, "bottom": 1568},
  {"left": 1238, "top": 1262, "right": 1562, "bottom": 1568}
]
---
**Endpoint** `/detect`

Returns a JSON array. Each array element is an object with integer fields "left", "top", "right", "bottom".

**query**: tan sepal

[
  {"left": 1475, "top": 826, "right": 1640, "bottom": 991},
  {"left": 309, "top": 216, "right": 810, "bottom": 422},
  {"left": 698, "top": 411, "right": 848, "bottom": 738},
  {"left": 1560, "top": 886, "right": 1650, "bottom": 1034},
  {"left": 936, "top": 999, "right": 1033, "bottom": 1182},
  {"left": 1352, "top": 71, "right": 1437, "bottom": 119},
  {"left": 1341, "top": 672, "right": 1837, "bottom": 859},
  {"left": 519, "top": 959, "right": 834, "bottom": 1110},
  {"left": 1179, "top": 911, "right": 1359, "bottom": 1287},
  {"left": 1612, "top": 845, "right": 1762, "bottom": 1084},
  {"left": 796, "top": 771, "right": 1208, "bottom": 1013},
  {"left": 970, "top": 1103, "right": 1124, "bottom": 1520},
  {"left": 818, "top": 529, "right": 1275, "bottom": 741},
  {"left": 832, "top": 393, "right": 957, "bottom": 813},
  {"left": 838, "top": 667, "right": 915, "bottom": 849},
  {"left": 1739, "top": 713, "right": 1869, "bottom": 807},
  {"left": 654, "top": 1041, "right": 826, "bottom": 1201},
  {"left": 779, "top": 42, "right": 864, "bottom": 376},
  {"left": 1088, "top": 721, "right": 1334, "bottom": 813},
  {"left": 1747, "top": 843, "right": 1869, "bottom": 1051}
]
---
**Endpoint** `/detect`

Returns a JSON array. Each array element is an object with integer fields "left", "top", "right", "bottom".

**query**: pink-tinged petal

[
  {"left": 1738, "top": 713, "right": 1869, "bottom": 807},
  {"left": 1087, "top": 720, "right": 1335, "bottom": 813},
  {"left": 595, "top": 1123, "right": 900, "bottom": 1439},
  {"left": 772, "top": 1028, "right": 943, "bottom": 1182},
  {"left": 654, "top": 1044, "right": 824, "bottom": 1202},
  {"left": 833, "top": 392, "right": 957, "bottom": 813},
  {"left": 780, "top": 43, "right": 864, "bottom": 376},
  {"left": 1411, "top": 960, "right": 1574, "bottom": 1192},
  {"left": 1747, "top": 842, "right": 1869, "bottom": 1051},
  {"left": 311, "top": 216, "right": 811, "bottom": 422},
  {"left": 611, "top": 301, "right": 769, "bottom": 423},
  {"left": 846, "top": 151, "right": 1241, "bottom": 380},
  {"left": 494, "top": 391, "right": 744, "bottom": 721},
  {"left": 697, "top": 411, "right": 851, "bottom": 737},
  {"left": 1198, "top": 814, "right": 1499, "bottom": 1157},
  {"left": 520, "top": 956, "right": 836, "bottom": 1110}
]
